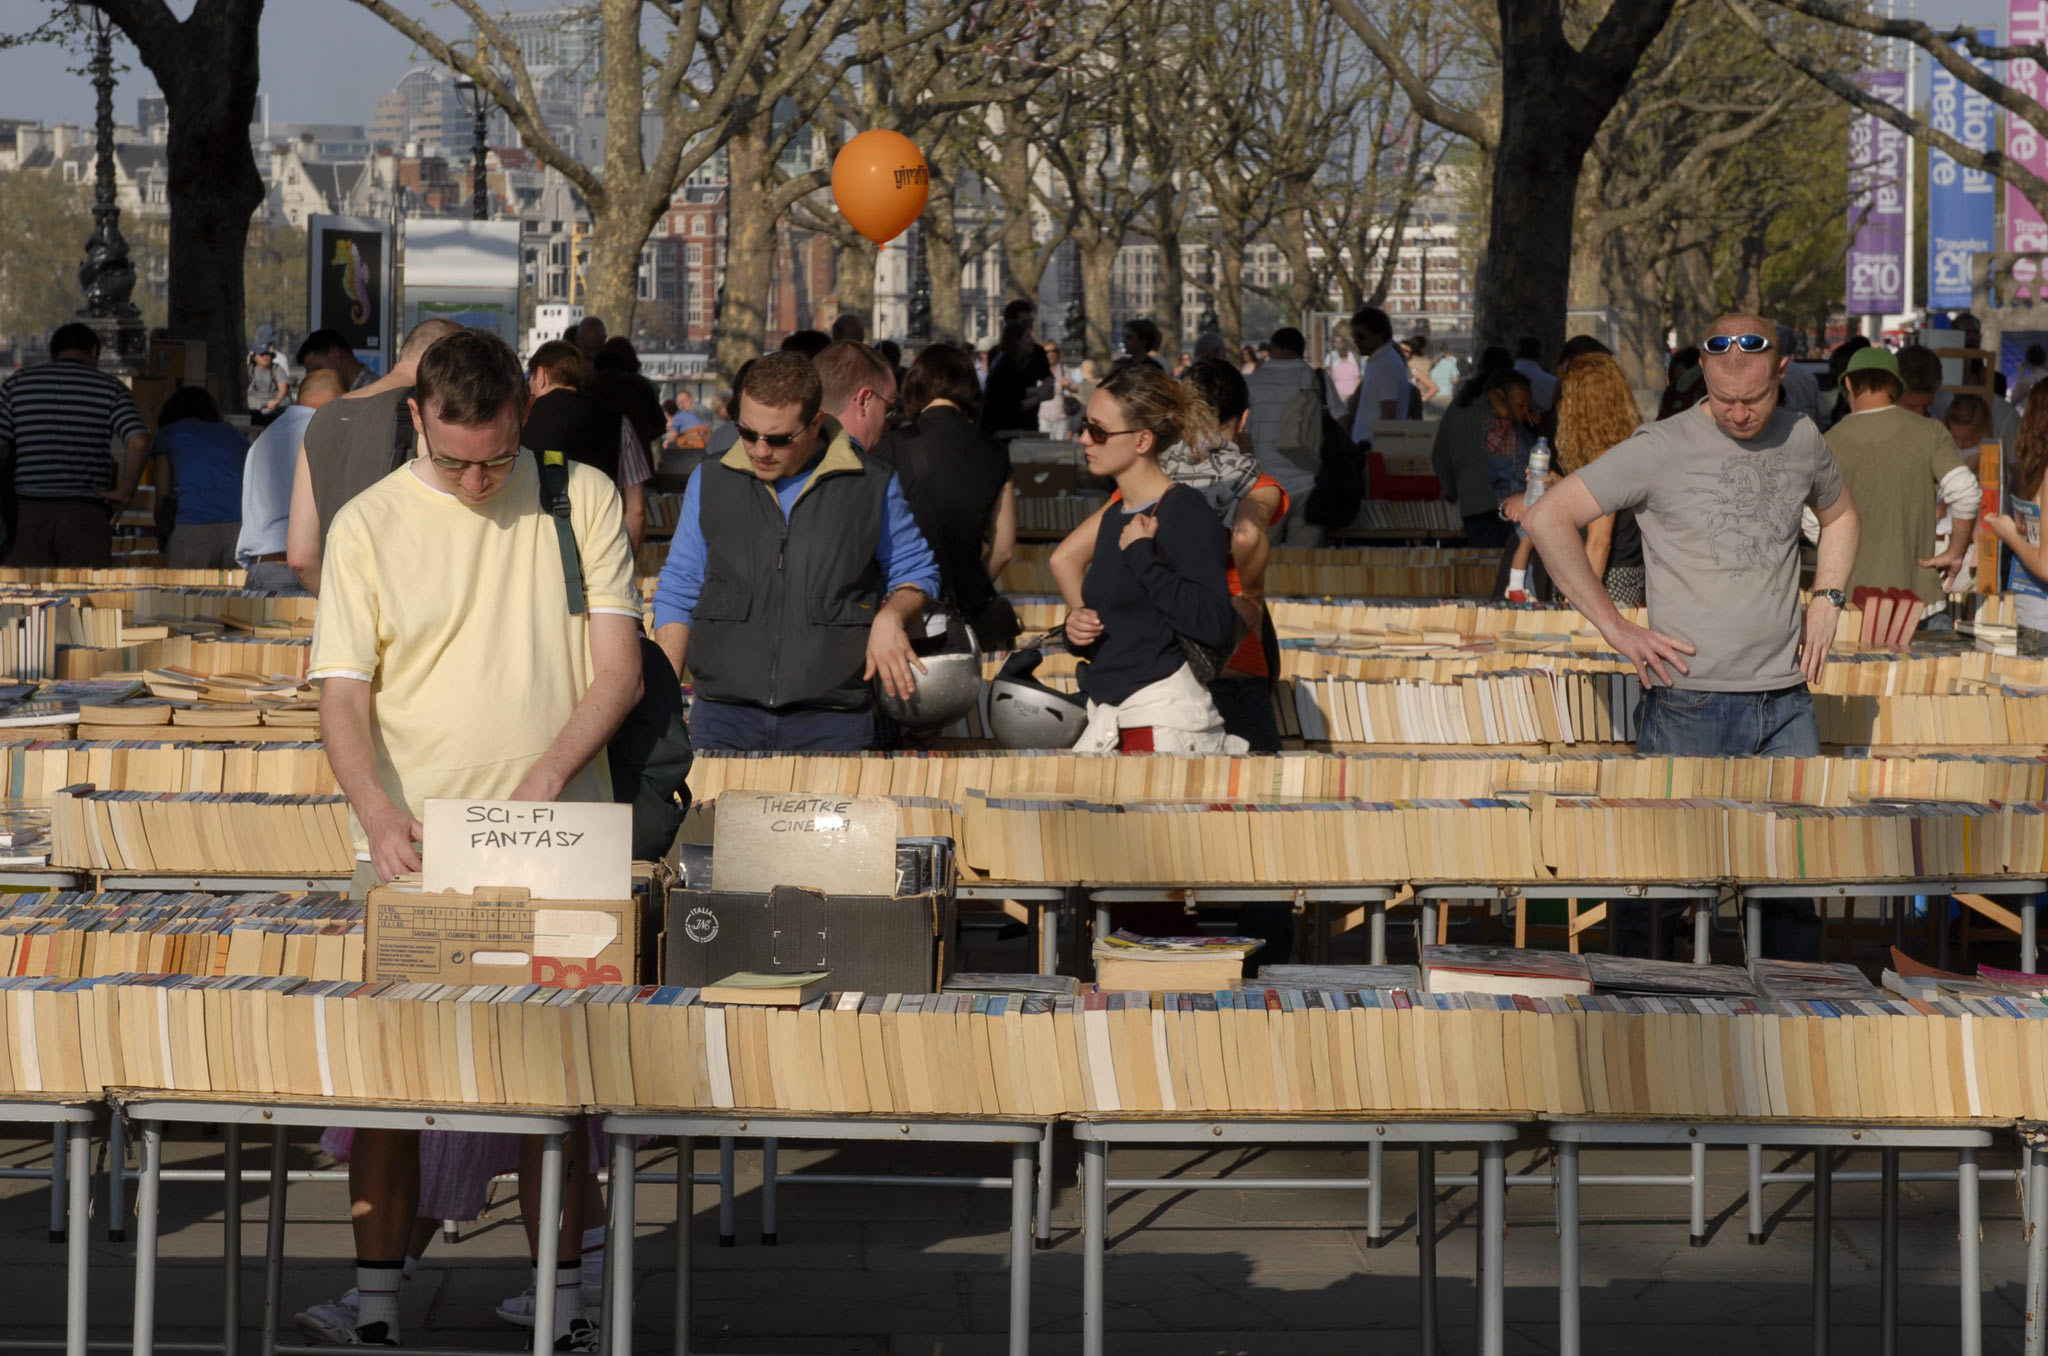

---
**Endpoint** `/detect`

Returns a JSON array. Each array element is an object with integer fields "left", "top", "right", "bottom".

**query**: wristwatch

[{"left": 1816, "top": 589, "right": 1847, "bottom": 609}]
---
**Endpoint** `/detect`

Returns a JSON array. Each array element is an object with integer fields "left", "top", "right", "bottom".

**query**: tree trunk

[
  {"left": 583, "top": 202, "right": 647, "bottom": 335},
  {"left": 835, "top": 238, "right": 877, "bottom": 327},
  {"left": 1274, "top": 196, "right": 1319, "bottom": 331},
  {"left": 1213, "top": 203, "right": 1247, "bottom": 356},
  {"left": 717, "top": 116, "right": 775, "bottom": 379},
  {"left": 924, "top": 171, "right": 966, "bottom": 343},
  {"left": 995, "top": 111, "right": 1053, "bottom": 304},
  {"left": 1079, "top": 234, "right": 1117, "bottom": 364},
  {"left": 109, "top": 0, "right": 266, "bottom": 411},
  {"left": 1471, "top": 0, "right": 1679, "bottom": 360},
  {"left": 1155, "top": 228, "right": 1184, "bottom": 356}
]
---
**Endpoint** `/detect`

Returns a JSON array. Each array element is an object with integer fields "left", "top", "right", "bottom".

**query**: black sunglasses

[
  {"left": 734, "top": 423, "right": 804, "bottom": 448},
  {"left": 1703, "top": 333, "right": 1773, "bottom": 355},
  {"left": 1078, "top": 419, "right": 1140, "bottom": 444}
]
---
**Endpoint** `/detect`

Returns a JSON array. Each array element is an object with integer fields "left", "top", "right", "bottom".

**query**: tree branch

[{"left": 1324, "top": 0, "right": 1494, "bottom": 148}]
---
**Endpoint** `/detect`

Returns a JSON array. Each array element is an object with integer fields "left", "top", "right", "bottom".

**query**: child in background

[{"left": 1481, "top": 369, "right": 1540, "bottom": 598}]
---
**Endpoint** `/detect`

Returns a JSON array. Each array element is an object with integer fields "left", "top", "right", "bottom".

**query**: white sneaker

[
  {"left": 294, "top": 1290, "right": 360, "bottom": 1345},
  {"left": 496, "top": 1284, "right": 603, "bottom": 1328}
]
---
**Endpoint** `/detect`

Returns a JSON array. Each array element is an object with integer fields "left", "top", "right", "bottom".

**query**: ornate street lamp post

[
  {"left": 454, "top": 71, "right": 489, "bottom": 220},
  {"left": 75, "top": 3, "right": 145, "bottom": 373}
]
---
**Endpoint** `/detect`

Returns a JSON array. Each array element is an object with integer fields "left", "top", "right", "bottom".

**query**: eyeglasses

[
  {"left": 734, "top": 423, "right": 805, "bottom": 448},
  {"left": 428, "top": 451, "right": 520, "bottom": 474},
  {"left": 1703, "top": 333, "right": 1774, "bottom": 355},
  {"left": 1078, "top": 419, "right": 1140, "bottom": 444}
]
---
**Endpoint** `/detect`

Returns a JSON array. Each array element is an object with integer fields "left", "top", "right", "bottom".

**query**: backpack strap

[{"left": 537, "top": 449, "right": 587, "bottom": 616}]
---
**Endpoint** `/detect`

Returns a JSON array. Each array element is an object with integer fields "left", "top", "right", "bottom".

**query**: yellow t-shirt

[{"left": 308, "top": 452, "right": 641, "bottom": 854}]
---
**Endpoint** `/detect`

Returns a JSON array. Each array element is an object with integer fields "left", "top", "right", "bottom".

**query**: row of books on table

[
  {"left": 3, "top": 950, "right": 2046, "bottom": 1118},
  {"left": 685, "top": 749, "right": 2048, "bottom": 809},
  {"left": 0, "top": 891, "right": 359, "bottom": 980},
  {"left": 49, "top": 788, "right": 353, "bottom": 875}
]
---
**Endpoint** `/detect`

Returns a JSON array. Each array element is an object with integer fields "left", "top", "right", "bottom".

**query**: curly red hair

[{"left": 1554, "top": 353, "right": 1642, "bottom": 474}]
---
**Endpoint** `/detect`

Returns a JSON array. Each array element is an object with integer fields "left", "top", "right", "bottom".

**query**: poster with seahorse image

[{"left": 306, "top": 216, "right": 392, "bottom": 366}]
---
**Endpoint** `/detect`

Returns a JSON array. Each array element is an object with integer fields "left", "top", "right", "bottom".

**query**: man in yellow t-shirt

[{"left": 308, "top": 329, "right": 641, "bottom": 1349}]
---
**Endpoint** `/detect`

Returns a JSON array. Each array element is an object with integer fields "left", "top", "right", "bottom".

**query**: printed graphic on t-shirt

[{"left": 1687, "top": 451, "right": 1799, "bottom": 577}]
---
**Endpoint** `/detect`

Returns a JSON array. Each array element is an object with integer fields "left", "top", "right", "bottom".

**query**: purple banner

[
  {"left": 1846, "top": 69, "right": 1908, "bottom": 314},
  {"left": 2011, "top": 0, "right": 2048, "bottom": 250}
]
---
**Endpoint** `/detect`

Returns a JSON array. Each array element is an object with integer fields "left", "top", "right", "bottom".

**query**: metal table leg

[
  {"left": 2027, "top": 899, "right": 2040, "bottom": 975},
  {"left": 1694, "top": 898, "right": 1712, "bottom": 964},
  {"left": 531, "top": 1132, "right": 563, "bottom": 1356},
  {"left": 1880, "top": 1147, "right": 1898, "bottom": 1356},
  {"left": 1744, "top": 895, "right": 1763, "bottom": 962},
  {"left": 1035, "top": 1133, "right": 1053, "bottom": 1247},
  {"left": 1748, "top": 1143, "right": 1765, "bottom": 1243},
  {"left": 1690, "top": 1142, "right": 1706, "bottom": 1246},
  {"left": 132, "top": 1122, "right": 162, "bottom": 1356},
  {"left": 760, "top": 1139, "right": 778, "bottom": 1244},
  {"left": 1813, "top": 1148, "right": 1831, "bottom": 1356},
  {"left": 261, "top": 1126, "right": 287, "bottom": 1356},
  {"left": 1366, "top": 1141, "right": 1386, "bottom": 1247},
  {"left": 1419, "top": 900, "right": 1438, "bottom": 951},
  {"left": 64, "top": 1119, "right": 89, "bottom": 1356},
  {"left": 108, "top": 1110, "right": 127, "bottom": 1242},
  {"left": 1008, "top": 1142, "right": 1032, "bottom": 1356},
  {"left": 1479, "top": 1141, "right": 1505, "bottom": 1356},
  {"left": 1559, "top": 1140, "right": 1580, "bottom": 1356},
  {"left": 2026, "top": 1145, "right": 2046, "bottom": 1356},
  {"left": 50, "top": 1124, "right": 66, "bottom": 1243},
  {"left": 610, "top": 1133, "right": 636, "bottom": 1356},
  {"left": 1418, "top": 1145, "right": 1436, "bottom": 1356},
  {"left": 1961, "top": 1147, "right": 1982, "bottom": 1356},
  {"left": 716, "top": 1138, "right": 735, "bottom": 1246},
  {"left": 224, "top": 1124, "right": 241, "bottom": 1356},
  {"left": 1094, "top": 900, "right": 1110, "bottom": 948},
  {"left": 1038, "top": 899, "right": 1058, "bottom": 974},
  {"left": 674, "top": 1135, "right": 693, "bottom": 1356},
  {"left": 1082, "top": 1138, "right": 1106, "bottom": 1356},
  {"left": 1369, "top": 898, "right": 1387, "bottom": 966}
]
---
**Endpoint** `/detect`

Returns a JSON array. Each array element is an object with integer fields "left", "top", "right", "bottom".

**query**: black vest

[
  {"left": 690, "top": 431, "right": 891, "bottom": 711},
  {"left": 522, "top": 388, "right": 621, "bottom": 482}
]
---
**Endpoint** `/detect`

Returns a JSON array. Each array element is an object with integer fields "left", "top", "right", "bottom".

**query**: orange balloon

[{"left": 832, "top": 130, "right": 930, "bottom": 246}]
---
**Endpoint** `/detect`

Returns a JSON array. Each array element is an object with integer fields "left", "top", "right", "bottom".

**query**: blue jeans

[
  {"left": 1630, "top": 683, "right": 1821, "bottom": 961},
  {"left": 688, "top": 697, "right": 876, "bottom": 752}
]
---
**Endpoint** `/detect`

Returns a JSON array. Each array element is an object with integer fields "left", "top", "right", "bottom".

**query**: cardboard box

[
  {"left": 366, "top": 883, "right": 640, "bottom": 990},
  {"left": 663, "top": 883, "right": 955, "bottom": 995}
]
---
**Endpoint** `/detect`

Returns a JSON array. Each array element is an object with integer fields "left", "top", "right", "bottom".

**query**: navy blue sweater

[{"left": 1079, "top": 483, "right": 1236, "bottom": 706}]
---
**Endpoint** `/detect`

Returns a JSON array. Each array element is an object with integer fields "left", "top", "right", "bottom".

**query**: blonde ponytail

[{"left": 1100, "top": 362, "right": 1221, "bottom": 457}]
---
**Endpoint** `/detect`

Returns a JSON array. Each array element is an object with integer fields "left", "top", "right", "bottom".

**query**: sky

[{"left": 0, "top": 0, "right": 2017, "bottom": 134}]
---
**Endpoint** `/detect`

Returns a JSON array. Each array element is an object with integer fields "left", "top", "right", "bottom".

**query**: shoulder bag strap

[{"left": 537, "top": 449, "right": 588, "bottom": 616}]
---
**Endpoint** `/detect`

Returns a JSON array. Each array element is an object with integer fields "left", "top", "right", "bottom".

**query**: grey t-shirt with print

[{"left": 1574, "top": 402, "right": 1843, "bottom": 692}]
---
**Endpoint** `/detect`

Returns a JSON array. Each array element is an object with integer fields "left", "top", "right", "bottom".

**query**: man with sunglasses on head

[
  {"left": 1525, "top": 313, "right": 1860, "bottom": 960},
  {"left": 652, "top": 349, "right": 939, "bottom": 752},
  {"left": 308, "top": 329, "right": 641, "bottom": 1349}
]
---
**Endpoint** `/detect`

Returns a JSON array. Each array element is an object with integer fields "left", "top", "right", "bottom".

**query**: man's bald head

[
  {"left": 294, "top": 369, "right": 346, "bottom": 411},
  {"left": 1698, "top": 313, "right": 1788, "bottom": 441},
  {"left": 399, "top": 317, "right": 463, "bottom": 365}
]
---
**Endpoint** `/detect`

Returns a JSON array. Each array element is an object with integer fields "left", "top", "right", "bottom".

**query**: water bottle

[{"left": 1524, "top": 437, "right": 1551, "bottom": 509}]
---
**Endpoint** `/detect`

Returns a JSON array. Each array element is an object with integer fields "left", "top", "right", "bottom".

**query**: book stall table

[
  {"left": 1412, "top": 882, "right": 1721, "bottom": 964},
  {"left": 95, "top": 875, "right": 353, "bottom": 894},
  {"left": 2018, "top": 1123, "right": 2048, "bottom": 1356},
  {"left": 0, "top": 1099, "right": 96, "bottom": 1356},
  {"left": 1071, "top": 1116, "right": 1523, "bottom": 1356},
  {"left": 1549, "top": 1119, "right": 1995, "bottom": 1356},
  {"left": 955, "top": 883, "right": 1068, "bottom": 975},
  {"left": 117, "top": 1094, "right": 578, "bottom": 1356},
  {"left": 1084, "top": 885, "right": 1401, "bottom": 966},
  {"left": 600, "top": 1112, "right": 1049, "bottom": 1356},
  {"left": 1737, "top": 879, "right": 2048, "bottom": 971}
]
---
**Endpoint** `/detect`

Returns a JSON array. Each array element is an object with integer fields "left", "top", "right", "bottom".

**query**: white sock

[
  {"left": 547, "top": 1262, "right": 581, "bottom": 1338},
  {"left": 580, "top": 1224, "right": 606, "bottom": 1305},
  {"left": 401, "top": 1255, "right": 419, "bottom": 1285},
  {"left": 355, "top": 1260, "right": 403, "bottom": 1337},
  {"left": 1508, "top": 568, "right": 1527, "bottom": 594}
]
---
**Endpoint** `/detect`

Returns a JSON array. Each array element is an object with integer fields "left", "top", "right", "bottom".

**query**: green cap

[{"left": 1844, "top": 346, "right": 1899, "bottom": 380}]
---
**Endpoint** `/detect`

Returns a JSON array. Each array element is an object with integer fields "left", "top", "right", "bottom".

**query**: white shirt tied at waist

[{"left": 1075, "top": 663, "right": 1250, "bottom": 755}]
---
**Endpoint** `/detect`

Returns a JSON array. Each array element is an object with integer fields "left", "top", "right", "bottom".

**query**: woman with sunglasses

[{"left": 1062, "top": 364, "right": 1242, "bottom": 752}]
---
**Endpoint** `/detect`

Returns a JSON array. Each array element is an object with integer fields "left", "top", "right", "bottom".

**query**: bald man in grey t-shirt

[{"left": 1525, "top": 314, "right": 1861, "bottom": 961}]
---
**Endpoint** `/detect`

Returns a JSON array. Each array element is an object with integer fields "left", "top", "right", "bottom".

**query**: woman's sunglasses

[
  {"left": 1078, "top": 419, "right": 1139, "bottom": 444},
  {"left": 1703, "top": 333, "right": 1773, "bottom": 355}
]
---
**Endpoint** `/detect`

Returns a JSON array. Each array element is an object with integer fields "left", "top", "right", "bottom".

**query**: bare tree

[
  {"left": 1329, "top": 0, "right": 1680, "bottom": 359},
  {"left": 78, "top": 0, "right": 266, "bottom": 407},
  {"left": 348, "top": 0, "right": 864, "bottom": 334}
]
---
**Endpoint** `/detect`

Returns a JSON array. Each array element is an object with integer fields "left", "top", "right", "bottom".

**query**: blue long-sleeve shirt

[{"left": 652, "top": 463, "right": 941, "bottom": 630}]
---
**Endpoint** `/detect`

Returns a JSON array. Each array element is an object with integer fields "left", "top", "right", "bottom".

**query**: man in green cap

[{"left": 1815, "top": 344, "right": 1978, "bottom": 606}]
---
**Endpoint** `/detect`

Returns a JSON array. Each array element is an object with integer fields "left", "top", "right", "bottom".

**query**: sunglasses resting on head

[{"left": 1703, "top": 333, "right": 1774, "bottom": 355}]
